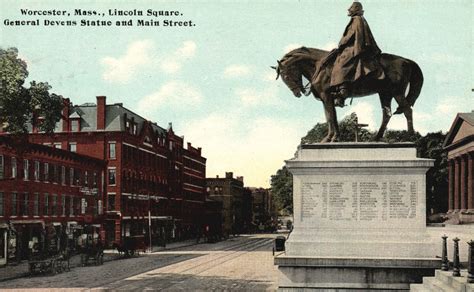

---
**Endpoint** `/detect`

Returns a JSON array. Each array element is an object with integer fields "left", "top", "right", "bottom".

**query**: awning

[{"left": 10, "top": 219, "right": 44, "bottom": 226}]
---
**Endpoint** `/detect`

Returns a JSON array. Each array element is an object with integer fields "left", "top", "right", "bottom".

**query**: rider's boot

[{"left": 334, "top": 85, "right": 349, "bottom": 107}]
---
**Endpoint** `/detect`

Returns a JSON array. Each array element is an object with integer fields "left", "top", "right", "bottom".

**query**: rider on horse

[{"left": 314, "top": 1, "right": 385, "bottom": 107}]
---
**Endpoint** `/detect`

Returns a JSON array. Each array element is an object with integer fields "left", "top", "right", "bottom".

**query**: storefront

[{"left": 0, "top": 223, "right": 8, "bottom": 265}]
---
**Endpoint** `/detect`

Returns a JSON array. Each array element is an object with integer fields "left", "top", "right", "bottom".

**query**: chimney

[
  {"left": 225, "top": 172, "right": 233, "bottom": 179},
  {"left": 236, "top": 176, "right": 244, "bottom": 182},
  {"left": 62, "top": 98, "right": 70, "bottom": 132},
  {"left": 96, "top": 96, "right": 106, "bottom": 130}
]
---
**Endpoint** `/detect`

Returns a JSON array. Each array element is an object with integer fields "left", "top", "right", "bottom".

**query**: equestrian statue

[{"left": 273, "top": 1, "right": 423, "bottom": 142}]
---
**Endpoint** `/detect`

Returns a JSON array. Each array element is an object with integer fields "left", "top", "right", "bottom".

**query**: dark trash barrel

[{"left": 275, "top": 236, "right": 286, "bottom": 252}]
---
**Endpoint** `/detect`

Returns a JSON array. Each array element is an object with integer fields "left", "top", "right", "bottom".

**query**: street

[{"left": 0, "top": 233, "right": 281, "bottom": 291}]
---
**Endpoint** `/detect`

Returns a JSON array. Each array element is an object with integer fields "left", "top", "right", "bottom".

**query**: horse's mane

[{"left": 280, "top": 47, "right": 329, "bottom": 66}]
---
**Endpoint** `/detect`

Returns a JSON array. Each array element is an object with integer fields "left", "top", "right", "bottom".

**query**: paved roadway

[{"left": 0, "top": 233, "right": 281, "bottom": 291}]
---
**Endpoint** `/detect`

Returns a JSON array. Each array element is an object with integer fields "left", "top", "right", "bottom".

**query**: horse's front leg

[
  {"left": 320, "top": 93, "right": 339, "bottom": 143},
  {"left": 374, "top": 95, "right": 392, "bottom": 141}
]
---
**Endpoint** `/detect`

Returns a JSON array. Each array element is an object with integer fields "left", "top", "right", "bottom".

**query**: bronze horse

[{"left": 274, "top": 47, "right": 423, "bottom": 142}]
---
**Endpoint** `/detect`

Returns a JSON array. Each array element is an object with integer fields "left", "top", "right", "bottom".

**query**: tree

[
  {"left": 416, "top": 131, "right": 448, "bottom": 215},
  {"left": 0, "top": 47, "right": 63, "bottom": 134},
  {"left": 270, "top": 166, "right": 293, "bottom": 215}
]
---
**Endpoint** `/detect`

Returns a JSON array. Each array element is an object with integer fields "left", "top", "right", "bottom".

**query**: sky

[{"left": 1, "top": 0, "right": 473, "bottom": 187}]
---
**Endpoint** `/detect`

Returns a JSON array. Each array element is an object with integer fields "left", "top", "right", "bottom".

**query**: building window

[
  {"left": 44, "top": 163, "right": 49, "bottom": 182},
  {"left": 52, "top": 194, "right": 57, "bottom": 216},
  {"left": 33, "top": 193, "right": 39, "bottom": 216},
  {"left": 11, "top": 192, "right": 17, "bottom": 216},
  {"left": 70, "top": 196, "right": 74, "bottom": 216},
  {"left": 81, "top": 198, "right": 86, "bottom": 214},
  {"left": 93, "top": 172, "right": 97, "bottom": 188},
  {"left": 44, "top": 194, "right": 49, "bottom": 215},
  {"left": 61, "top": 166, "right": 66, "bottom": 185},
  {"left": 109, "top": 142, "right": 116, "bottom": 159},
  {"left": 23, "top": 193, "right": 29, "bottom": 216},
  {"left": 0, "top": 155, "right": 3, "bottom": 179},
  {"left": 62, "top": 195, "right": 66, "bottom": 216},
  {"left": 23, "top": 159, "right": 29, "bottom": 180},
  {"left": 53, "top": 143, "right": 61, "bottom": 149},
  {"left": 84, "top": 171, "right": 89, "bottom": 187},
  {"left": 70, "top": 168, "right": 74, "bottom": 186},
  {"left": 108, "top": 168, "right": 116, "bottom": 186},
  {"left": 132, "top": 124, "right": 137, "bottom": 135},
  {"left": 108, "top": 194, "right": 116, "bottom": 211},
  {"left": 34, "top": 161, "right": 40, "bottom": 181},
  {"left": 71, "top": 120, "right": 80, "bottom": 132},
  {"left": 11, "top": 157, "right": 17, "bottom": 178},
  {"left": 69, "top": 143, "right": 77, "bottom": 152},
  {"left": 0, "top": 192, "right": 3, "bottom": 216}
]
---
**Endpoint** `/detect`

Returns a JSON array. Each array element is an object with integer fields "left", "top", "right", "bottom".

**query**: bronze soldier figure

[{"left": 329, "top": 1, "right": 385, "bottom": 107}]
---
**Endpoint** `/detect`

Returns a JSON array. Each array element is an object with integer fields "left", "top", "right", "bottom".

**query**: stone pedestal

[{"left": 275, "top": 143, "right": 440, "bottom": 291}]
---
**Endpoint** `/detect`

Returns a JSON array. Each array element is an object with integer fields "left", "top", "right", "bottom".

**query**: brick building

[
  {"left": 0, "top": 136, "right": 105, "bottom": 264},
  {"left": 443, "top": 111, "right": 474, "bottom": 224},
  {"left": 206, "top": 172, "right": 247, "bottom": 237},
  {"left": 249, "top": 188, "right": 277, "bottom": 232},
  {"left": 19, "top": 96, "right": 207, "bottom": 246}
]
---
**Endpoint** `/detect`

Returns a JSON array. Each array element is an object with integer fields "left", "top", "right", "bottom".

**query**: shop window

[
  {"left": 108, "top": 168, "right": 116, "bottom": 186},
  {"left": 0, "top": 192, "right": 3, "bottom": 216},
  {"left": 11, "top": 157, "right": 17, "bottom": 178},
  {"left": 109, "top": 142, "right": 116, "bottom": 159}
]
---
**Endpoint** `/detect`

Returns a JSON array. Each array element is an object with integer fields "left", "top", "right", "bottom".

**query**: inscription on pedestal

[{"left": 301, "top": 180, "right": 418, "bottom": 222}]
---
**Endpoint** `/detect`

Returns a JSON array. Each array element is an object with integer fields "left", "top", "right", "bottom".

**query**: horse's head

[{"left": 272, "top": 59, "right": 305, "bottom": 98}]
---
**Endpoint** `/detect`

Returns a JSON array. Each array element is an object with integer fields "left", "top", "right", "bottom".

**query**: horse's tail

[{"left": 406, "top": 61, "right": 423, "bottom": 106}]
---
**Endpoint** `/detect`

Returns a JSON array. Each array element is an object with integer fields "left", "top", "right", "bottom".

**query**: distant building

[
  {"left": 1, "top": 96, "right": 207, "bottom": 246},
  {"left": 0, "top": 136, "right": 105, "bottom": 264},
  {"left": 249, "top": 187, "right": 277, "bottom": 232},
  {"left": 206, "top": 172, "right": 245, "bottom": 237},
  {"left": 443, "top": 111, "right": 474, "bottom": 224}
]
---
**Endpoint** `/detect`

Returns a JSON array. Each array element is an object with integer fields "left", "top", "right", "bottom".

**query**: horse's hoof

[{"left": 320, "top": 136, "right": 330, "bottom": 143}]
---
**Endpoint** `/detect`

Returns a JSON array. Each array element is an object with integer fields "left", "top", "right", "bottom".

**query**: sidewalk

[{"left": 0, "top": 252, "right": 120, "bottom": 283}]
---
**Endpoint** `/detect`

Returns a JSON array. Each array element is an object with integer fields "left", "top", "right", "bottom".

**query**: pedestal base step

[
  {"left": 276, "top": 255, "right": 440, "bottom": 291},
  {"left": 410, "top": 270, "right": 474, "bottom": 292}
]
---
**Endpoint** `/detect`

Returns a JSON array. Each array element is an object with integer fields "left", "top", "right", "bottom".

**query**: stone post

[
  {"left": 453, "top": 237, "right": 460, "bottom": 277},
  {"left": 441, "top": 235, "right": 449, "bottom": 271},
  {"left": 468, "top": 240, "right": 474, "bottom": 283}
]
